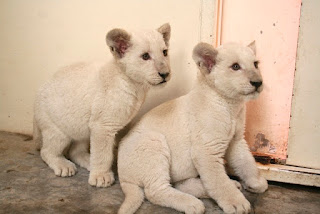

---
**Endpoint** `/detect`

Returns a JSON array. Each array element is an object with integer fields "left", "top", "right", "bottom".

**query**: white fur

[
  {"left": 33, "top": 23, "right": 171, "bottom": 187},
  {"left": 118, "top": 42, "right": 268, "bottom": 214}
]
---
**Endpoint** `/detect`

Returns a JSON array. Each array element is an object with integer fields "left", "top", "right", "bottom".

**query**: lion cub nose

[
  {"left": 158, "top": 72, "right": 169, "bottom": 80},
  {"left": 250, "top": 81, "right": 263, "bottom": 89}
]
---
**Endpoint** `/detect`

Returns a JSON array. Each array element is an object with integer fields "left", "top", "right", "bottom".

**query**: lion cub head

[
  {"left": 106, "top": 23, "right": 171, "bottom": 86},
  {"left": 193, "top": 42, "right": 263, "bottom": 101}
]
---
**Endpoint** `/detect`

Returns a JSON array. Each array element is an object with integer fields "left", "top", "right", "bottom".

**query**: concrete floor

[{"left": 0, "top": 131, "right": 319, "bottom": 214}]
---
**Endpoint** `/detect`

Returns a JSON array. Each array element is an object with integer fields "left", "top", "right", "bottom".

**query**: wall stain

[{"left": 251, "top": 133, "right": 276, "bottom": 154}]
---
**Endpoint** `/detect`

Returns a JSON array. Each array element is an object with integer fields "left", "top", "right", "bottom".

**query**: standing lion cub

[
  {"left": 33, "top": 23, "right": 171, "bottom": 187},
  {"left": 118, "top": 42, "right": 268, "bottom": 214}
]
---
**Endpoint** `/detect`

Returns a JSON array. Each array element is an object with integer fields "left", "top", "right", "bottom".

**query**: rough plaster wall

[
  {"left": 0, "top": 0, "right": 201, "bottom": 134},
  {"left": 287, "top": 0, "right": 320, "bottom": 169},
  {"left": 220, "top": 0, "right": 302, "bottom": 159}
]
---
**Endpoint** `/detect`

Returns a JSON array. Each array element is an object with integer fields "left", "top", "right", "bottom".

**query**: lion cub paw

[
  {"left": 185, "top": 199, "right": 205, "bottom": 214},
  {"left": 53, "top": 159, "right": 77, "bottom": 177},
  {"left": 243, "top": 176, "right": 268, "bottom": 193},
  {"left": 232, "top": 179, "right": 242, "bottom": 190},
  {"left": 88, "top": 170, "right": 115, "bottom": 187},
  {"left": 218, "top": 194, "right": 251, "bottom": 214}
]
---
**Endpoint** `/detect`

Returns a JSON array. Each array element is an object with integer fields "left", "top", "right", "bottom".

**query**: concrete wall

[{"left": 0, "top": 0, "right": 202, "bottom": 134}]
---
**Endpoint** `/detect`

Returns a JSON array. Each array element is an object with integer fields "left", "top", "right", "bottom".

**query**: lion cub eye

[
  {"left": 254, "top": 61, "right": 259, "bottom": 69},
  {"left": 141, "top": 53, "right": 151, "bottom": 60},
  {"left": 231, "top": 63, "right": 241, "bottom": 71},
  {"left": 163, "top": 49, "right": 168, "bottom": 57}
]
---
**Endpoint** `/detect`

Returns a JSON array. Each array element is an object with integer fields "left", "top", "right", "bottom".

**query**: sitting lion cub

[
  {"left": 33, "top": 23, "right": 171, "bottom": 187},
  {"left": 118, "top": 42, "right": 268, "bottom": 214}
]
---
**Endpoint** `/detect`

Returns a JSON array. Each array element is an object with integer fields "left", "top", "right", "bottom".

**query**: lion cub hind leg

[
  {"left": 140, "top": 136, "right": 205, "bottom": 214},
  {"left": 143, "top": 161, "right": 205, "bottom": 214},
  {"left": 40, "top": 127, "right": 77, "bottom": 177},
  {"left": 118, "top": 182, "right": 144, "bottom": 214},
  {"left": 119, "top": 132, "right": 205, "bottom": 214},
  {"left": 174, "top": 178, "right": 241, "bottom": 199},
  {"left": 68, "top": 140, "right": 90, "bottom": 171},
  {"left": 145, "top": 183, "right": 205, "bottom": 214},
  {"left": 174, "top": 178, "right": 209, "bottom": 199}
]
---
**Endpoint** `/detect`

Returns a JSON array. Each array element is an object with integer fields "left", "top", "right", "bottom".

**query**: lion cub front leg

[
  {"left": 192, "top": 143, "right": 251, "bottom": 214},
  {"left": 226, "top": 139, "right": 268, "bottom": 193},
  {"left": 88, "top": 125, "right": 116, "bottom": 187}
]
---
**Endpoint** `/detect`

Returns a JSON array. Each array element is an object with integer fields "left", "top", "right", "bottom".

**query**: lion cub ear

[
  {"left": 248, "top": 40, "right": 256, "bottom": 55},
  {"left": 106, "top": 28, "right": 131, "bottom": 58},
  {"left": 157, "top": 23, "right": 171, "bottom": 46},
  {"left": 192, "top": 42, "right": 218, "bottom": 74}
]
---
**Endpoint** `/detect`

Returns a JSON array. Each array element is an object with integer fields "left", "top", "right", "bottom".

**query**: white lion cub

[
  {"left": 118, "top": 42, "right": 268, "bottom": 213},
  {"left": 33, "top": 23, "right": 171, "bottom": 188}
]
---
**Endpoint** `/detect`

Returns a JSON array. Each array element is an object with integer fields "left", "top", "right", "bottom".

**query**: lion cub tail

[{"left": 118, "top": 182, "right": 144, "bottom": 214}]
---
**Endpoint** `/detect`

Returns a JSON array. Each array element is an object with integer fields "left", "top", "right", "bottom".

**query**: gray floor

[{"left": 0, "top": 131, "right": 319, "bottom": 214}]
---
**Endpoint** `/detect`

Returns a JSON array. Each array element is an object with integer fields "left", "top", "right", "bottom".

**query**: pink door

[{"left": 219, "top": 0, "right": 302, "bottom": 162}]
